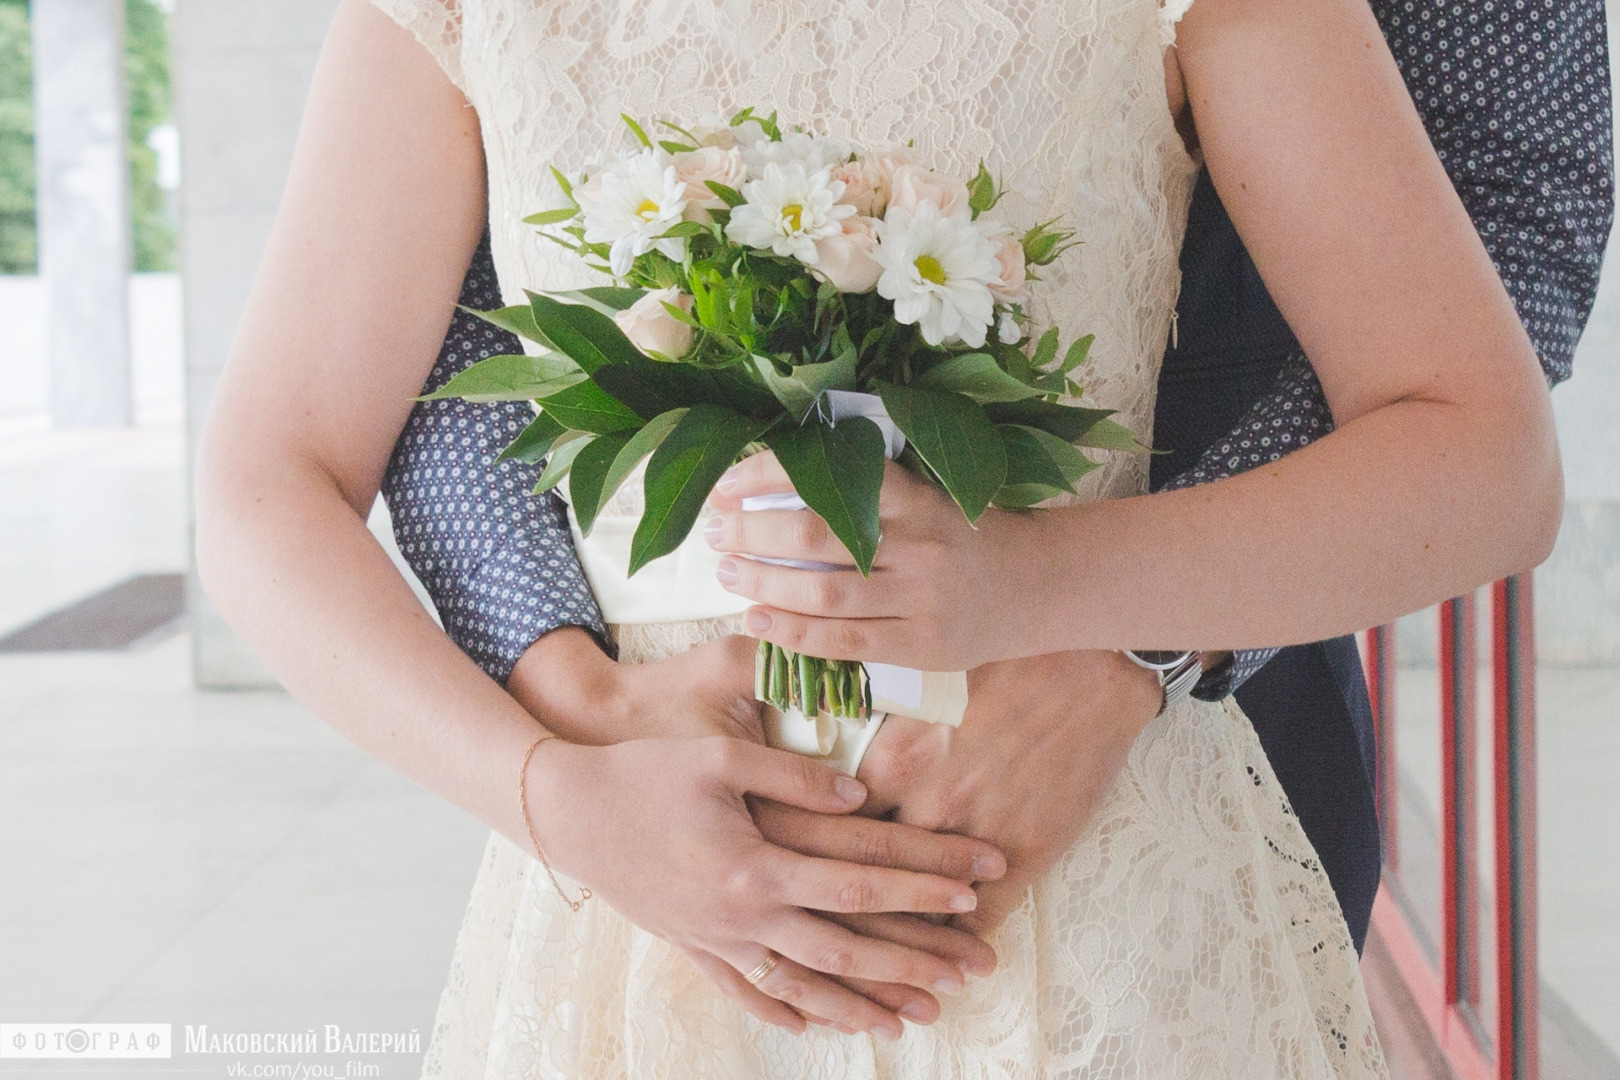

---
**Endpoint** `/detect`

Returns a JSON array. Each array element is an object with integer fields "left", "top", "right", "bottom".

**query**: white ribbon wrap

[{"left": 560, "top": 391, "right": 968, "bottom": 774}]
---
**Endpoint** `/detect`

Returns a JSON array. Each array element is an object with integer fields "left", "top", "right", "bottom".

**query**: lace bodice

[{"left": 378, "top": 0, "right": 1199, "bottom": 500}]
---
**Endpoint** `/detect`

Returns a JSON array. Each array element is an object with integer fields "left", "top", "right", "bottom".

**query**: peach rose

[
  {"left": 672, "top": 146, "right": 747, "bottom": 220},
  {"left": 613, "top": 288, "right": 695, "bottom": 359},
  {"left": 885, "top": 164, "right": 972, "bottom": 220},
  {"left": 869, "top": 146, "right": 920, "bottom": 189},
  {"left": 813, "top": 216, "right": 883, "bottom": 293},
  {"left": 830, "top": 159, "right": 885, "bottom": 217},
  {"left": 988, "top": 232, "right": 1028, "bottom": 303}
]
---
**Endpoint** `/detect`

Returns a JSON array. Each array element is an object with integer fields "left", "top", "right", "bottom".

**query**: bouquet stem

[{"left": 754, "top": 640, "right": 870, "bottom": 721}]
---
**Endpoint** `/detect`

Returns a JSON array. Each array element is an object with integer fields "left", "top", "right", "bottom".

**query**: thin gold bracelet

[{"left": 518, "top": 734, "right": 592, "bottom": 912}]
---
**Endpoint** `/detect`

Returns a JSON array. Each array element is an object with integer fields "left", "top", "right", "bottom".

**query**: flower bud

[
  {"left": 613, "top": 288, "right": 695, "bottom": 359},
  {"left": 988, "top": 232, "right": 1028, "bottom": 303}
]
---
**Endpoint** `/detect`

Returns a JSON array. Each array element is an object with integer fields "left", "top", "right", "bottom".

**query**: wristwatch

[{"left": 1123, "top": 650, "right": 1204, "bottom": 716}]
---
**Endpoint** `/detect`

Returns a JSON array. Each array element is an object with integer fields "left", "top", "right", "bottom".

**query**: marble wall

[{"left": 31, "top": 0, "right": 132, "bottom": 428}]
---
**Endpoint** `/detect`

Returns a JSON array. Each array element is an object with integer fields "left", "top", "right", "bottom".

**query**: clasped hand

[{"left": 509, "top": 631, "right": 1004, "bottom": 1040}]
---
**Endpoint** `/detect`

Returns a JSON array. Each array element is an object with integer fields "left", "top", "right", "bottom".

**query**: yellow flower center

[
  {"left": 914, "top": 254, "right": 947, "bottom": 286},
  {"left": 635, "top": 198, "right": 661, "bottom": 221},
  {"left": 780, "top": 204, "right": 805, "bottom": 233}
]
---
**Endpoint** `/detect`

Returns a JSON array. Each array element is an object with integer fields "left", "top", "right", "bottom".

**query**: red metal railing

[{"left": 1367, "top": 574, "right": 1539, "bottom": 1080}]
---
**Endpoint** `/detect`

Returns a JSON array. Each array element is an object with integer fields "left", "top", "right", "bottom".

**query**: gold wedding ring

[{"left": 743, "top": 951, "right": 780, "bottom": 986}]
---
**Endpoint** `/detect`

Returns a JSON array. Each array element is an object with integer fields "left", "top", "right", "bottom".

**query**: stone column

[
  {"left": 174, "top": 0, "right": 341, "bottom": 687},
  {"left": 31, "top": 0, "right": 132, "bottom": 428}
]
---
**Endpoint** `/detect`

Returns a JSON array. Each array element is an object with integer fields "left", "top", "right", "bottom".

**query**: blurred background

[{"left": 0, "top": 3, "right": 1615, "bottom": 1079}]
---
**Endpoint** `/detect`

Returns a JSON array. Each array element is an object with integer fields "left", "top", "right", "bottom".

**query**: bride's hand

[
  {"left": 706, "top": 455, "right": 1041, "bottom": 671},
  {"left": 524, "top": 734, "right": 998, "bottom": 1040}
]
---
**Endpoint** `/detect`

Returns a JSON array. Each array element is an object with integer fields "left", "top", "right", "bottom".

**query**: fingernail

[
  {"left": 705, "top": 517, "right": 724, "bottom": 547},
  {"left": 950, "top": 892, "right": 978, "bottom": 912},
  {"left": 874, "top": 1020, "right": 904, "bottom": 1042},
  {"left": 971, "top": 854, "right": 1004, "bottom": 879},
  {"left": 933, "top": 972, "right": 965, "bottom": 995},
  {"left": 715, "top": 557, "right": 738, "bottom": 589},
  {"left": 717, "top": 470, "right": 740, "bottom": 494},
  {"left": 834, "top": 774, "right": 867, "bottom": 806},
  {"left": 745, "top": 609, "right": 773, "bottom": 634},
  {"left": 898, "top": 1000, "right": 933, "bottom": 1023},
  {"left": 968, "top": 955, "right": 997, "bottom": 978}
]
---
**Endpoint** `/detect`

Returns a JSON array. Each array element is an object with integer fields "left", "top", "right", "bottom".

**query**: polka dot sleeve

[{"left": 381, "top": 233, "right": 613, "bottom": 684}]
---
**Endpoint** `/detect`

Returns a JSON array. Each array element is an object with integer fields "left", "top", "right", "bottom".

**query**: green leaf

[
  {"left": 991, "top": 426, "right": 1100, "bottom": 508},
  {"left": 705, "top": 180, "right": 746, "bottom": 208},
  {"left": 766, "top": 416, "right": 887, "bottom": 575},
  {"left": 1073, "top": 417, "right": 1152, "bottom": 453},
  {"left": 590, "top": 357, "right": 725, "bottom": 418},
  {"left": 998, "top": 424, "right": 1071, "bottom": 491},
  {"left": 1020, "top": 425, "right": 1100, "bottom": 483},
  {"left": 875, "top": 383, "right": 1007, "bottom": 523},
  {"left": 533, "top": 432, "right": 591, "bottom": 494},
  {"left": 658, "top": 139, "right": 698, "bottom": 154},
  {"left": 598, "top": 408, "right": 688, "bottom": 512},
  {"left": 658, "top": 220, "right": 711, "bottom": 239},
  {"left": 630, "top": 406, "right": 766, "bottom": 575},
  {"left": 549, "top": 287, "right": 646, "bottom": 316},
  {"left": 528, "top": 293, "right": 645, "bottom": 373},
  {"left": 466, "top": 304, "right": 549, "bottom": 346},
  {"left": 990, "top": 482, "right": 1073, "bottom": 509},
  {"left": 523, "top": 208, "right": 579, "bottom": 226},
  {"left": 537, "top": 379, "right": 644, "bottom": 433},
  {"left": 913, "top": 352, "right": 1044, "bottom": 403},
  {"left": 549, "top": 166, "right": 576, "bottom": 202},
  {"left": 621, "top": 113, "right": 653, "bottom": 148},
  {"left": 752, "top": 351, "right": 858, "bottom": 419},
  {"left": 567, "top": 430, "right": 637, "bottom": 537},
  {"left": 984, "top": 399, "right": 1116, "bottom": 442},
  {"left": 496, "top": 411, "right": 566, "bottom": 465},
  {"left": 415, "top": 353, "right": 586, "bottom": 402},
  {"left": 1031, "top": 327, "right": 1060, "bottom": 370},
  {"left": 1059, "top": 333, "right": 1094, "bottom": 374}
]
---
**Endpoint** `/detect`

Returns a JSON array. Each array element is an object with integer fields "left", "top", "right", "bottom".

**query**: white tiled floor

[{"left": 0, "top": 424, "right": 486, "bottom": 1079}]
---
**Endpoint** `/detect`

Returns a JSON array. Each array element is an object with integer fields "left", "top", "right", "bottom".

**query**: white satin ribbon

[{"left": 556, "top": 391, "right": 967, "bottom": 774}]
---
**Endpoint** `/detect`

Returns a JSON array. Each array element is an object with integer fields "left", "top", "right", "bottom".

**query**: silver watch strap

[{"left": 1123, "top": 650, "right": 1203, "bottom": 716}]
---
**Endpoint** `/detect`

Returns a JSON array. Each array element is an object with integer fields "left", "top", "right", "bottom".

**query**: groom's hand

[{"left": 856, "top": 649, "right": 1162, "bottom": 936}]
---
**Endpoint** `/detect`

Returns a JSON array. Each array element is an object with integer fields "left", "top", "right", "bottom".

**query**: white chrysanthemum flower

[
  {"left": 874, "top": 202, "right": 1001, "bottom": 348},
  {"left": 741, "top": 130, "right": 850, "bottom": 176},
  {"left": 726, "top": 162, "right": 856, "bottom": 265},
  {"left": 579, "top": 149, "right": 689, "bottom": 277}
]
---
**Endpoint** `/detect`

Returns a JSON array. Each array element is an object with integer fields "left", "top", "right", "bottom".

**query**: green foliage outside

[
  {"left": 0, "top": 0, "right": 176, "bottom": 276},
  {"left": 0, "top": 0, "right": 33, "bottom": 274}
]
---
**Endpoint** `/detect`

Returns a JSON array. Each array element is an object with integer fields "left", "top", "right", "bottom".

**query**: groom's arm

[{"left": 380, "top": 232, "right": 613, "bottom": 682}]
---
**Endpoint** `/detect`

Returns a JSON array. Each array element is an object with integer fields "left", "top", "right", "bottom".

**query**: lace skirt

[{"left": 421, "top": 618, "right": 1389, "bottom": 1080}]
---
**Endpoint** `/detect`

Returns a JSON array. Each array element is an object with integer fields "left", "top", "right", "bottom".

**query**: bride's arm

[
  {"left": 705, "top": 0, "right": 1566, "bottom": 666},
  {"left": 194, "top": 0, "right": 999, "bottom": 1038}
]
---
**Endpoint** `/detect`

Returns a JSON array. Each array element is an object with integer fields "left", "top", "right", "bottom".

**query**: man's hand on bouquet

[
  {"left": 523, "top": 735, "right": 1005, "bottom": 1039},
  {"left": 706, "top": 454, "right": 1045, "bottom": 671},
  {"left": 856, "top": 650, "right": 1162, "bottom": 936}
]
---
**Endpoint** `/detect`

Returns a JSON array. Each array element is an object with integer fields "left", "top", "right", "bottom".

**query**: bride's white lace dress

[{"left": 373, "top": 0, "right": 1390, "bottom": 1076}]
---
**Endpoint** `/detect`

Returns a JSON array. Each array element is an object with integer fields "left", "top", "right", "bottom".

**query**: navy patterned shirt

[{"left": 384, "top": 0, "right": 1614, "bottom": 690}]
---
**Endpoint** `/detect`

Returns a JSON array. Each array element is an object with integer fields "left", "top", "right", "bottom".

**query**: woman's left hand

[{"left": 706, "top": 453, "right": 1046, "bottom": 671}]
